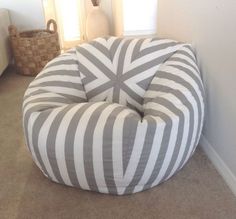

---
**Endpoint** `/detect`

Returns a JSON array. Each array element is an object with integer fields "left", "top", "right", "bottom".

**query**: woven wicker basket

[{"left": 8, "top": 19, "right": 60, "bottom": 76}]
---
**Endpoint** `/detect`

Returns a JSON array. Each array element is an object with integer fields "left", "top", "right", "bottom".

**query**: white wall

[
  {"left": 157, "top": 0, "right": 236, "bottom": 193},
  {"left": 0, "top": 0, "right": 45, "bottom": 30}
]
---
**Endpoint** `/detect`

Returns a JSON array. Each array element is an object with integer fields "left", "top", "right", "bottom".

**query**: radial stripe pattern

[
  {"left": 23, "top": 37, "right": 204, "bottom": 195},
  {"left": 76, "top": 37, "right": 186, "bottom": 112}
]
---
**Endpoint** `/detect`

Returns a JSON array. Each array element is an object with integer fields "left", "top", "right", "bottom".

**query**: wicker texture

[{"left": 9, "top": 19, "right": 60, "bottom": 76}]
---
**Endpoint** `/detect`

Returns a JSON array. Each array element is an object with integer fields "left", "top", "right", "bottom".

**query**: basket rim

[{"left": 10, "top": 30, "right": 58, "bottom": 39}]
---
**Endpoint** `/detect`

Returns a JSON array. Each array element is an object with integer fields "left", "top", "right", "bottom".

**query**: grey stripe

[
  {"left": 36, "top": 70, "right": 80, "bottom": 79},
  {"left": 168, "top": 64, "right": 204, "bottom": 96},
  {"left": 113, "top": 40, "right": 132, "bottom": 102},
  {"left": 110, "top": 38, "right": 123, "bottom": 61},
  {"left": 131, "top": 38, "right": 146, "bottom": 62},
  {"left": 150, "top": 97, "right": 185, "bottom": 182},
  {"left": 77, "top": 47, "right": 116, "bottom": 81},
  {"left": 151, "top": 37, "right": 160, "bottom": 42},
  {"left": 23, "top": 109, "right": 36, "bottom": 154},
  {"left": 46, "top": 59, "right": 78, "bottom": 68},
  {"left": 136, "top": 42, "right": 178, "bottom": 60},
  {"left": 89, "top": 41, "right": 110, "bottom": 59},
  {"left": 142, "top": 110, "right": 173, "bottom": 189},
  {"left": 64, "top": 103, "right": 95, "bottom": 187},
  {"left": 23, "top": 102, "right": 67, "bottom": 155},
  {"left": 120, "top": 83, "right": 144, "bottom": 104},
  {"left": 124, "top": 116, "right": 157, "bottom": 194},
  {"left": 137, "top": 76, "right": 154, "bottom": 90},
  {"left": 86, "top": 81, "right": 114, "bottom": 100},
  {"left": 156, "top": 72, "right": 203, "bottom": 170},
  {"left": 103, "top": 106, "right": 126, "bottom": 194},
  {"left": 46, "top": 104, "right": 75, "bottom": 184},
  {"left": 65, "top": 50, "right": 76, "bottom": 54},
  {"left": 122, "top": 53, "right": 174, "bottom": 81},
  {"left": 77, "top": 62, "right": 98, "bottom": 85},
  {"left": 32, "top": 110, "right": 53, "bottom": 179},
  {"left": 126, "top": 101, "right": 143, "bottom": 116},
  {"left": 26, "top": 91, "right": 85, "bottom": 103},
  {"left": 145, "top": 85, "right": 195, "bottom": 175},
  {"left": 178, "top": 50, "right": 196, "bottom": 63},
  {"left": 122, "top": 114, "right": 140, "bottom": 174},
  {"left": 23, "top": 89, "right": 48, "bottom": 101},
  {"left": 168, "top": 57, "right": 199, "bottom": 73},
  {"left": 83, "top": 103, "right": 109, "bottom": 191},
  {"left": 23, "top": 97, "right": 73, "bottom": 111},
  {"left": 29, "top": 81, "right": 84, "bottom": 91},
  {"left": 102, "top": 36, "right": 110, "bottom": 40},
  {"left": 181, "top": 45, "right": 196, "bottom": 60}
]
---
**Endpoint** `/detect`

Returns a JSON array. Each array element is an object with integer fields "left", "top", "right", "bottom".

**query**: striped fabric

[
  {"left": 76, "top": 37, "right": 185, "bottom": 112},
  {"left": 23, "top": 38, "right": 204, "bottom": 195}
]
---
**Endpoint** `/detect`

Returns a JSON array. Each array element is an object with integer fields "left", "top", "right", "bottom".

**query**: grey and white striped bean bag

[{"left": 23, "top": 37, "right": 204, "bottom": 195}]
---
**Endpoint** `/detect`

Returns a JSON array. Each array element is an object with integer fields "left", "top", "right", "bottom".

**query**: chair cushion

[{"left": 76, "top": 37, "right": 185, "bottom": 112}]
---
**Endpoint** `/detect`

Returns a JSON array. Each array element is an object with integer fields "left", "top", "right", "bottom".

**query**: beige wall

[{"left": 157, "top": 0, "right": 236, "bottom": 179}]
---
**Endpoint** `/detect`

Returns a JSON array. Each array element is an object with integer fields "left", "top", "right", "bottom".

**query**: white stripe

[
  {"left": 157, "top": 66, "right": 204, "bottom": 142},
  {"left": 180, "top": 100, "right": 204, "bottom": 169},
  {"left": 92, "top": 104, "right": 119, "bottom": 193},
  {"left": 112, "top": 109, "right": 135, "bottom": 194},
  {"left": 24, "top": 87, "right": 40, "bottom": 97},
  {"left": 128, "top": 44, "right": 185, "bottom": 71},
  {"left": 30, "top": 75, "right": 82, "bottom": 87},
  {"left": 107, "top": 37, "right": 119, "bottom": 49},
  {"left": 180, "top": 46, "right": 196, "bottom": 61},
  {"left": 165, "top": 60, "right": 201, "bottom": 79},
  {"left": 45, "top": 55, "right": 77, "bottom": 68},
  {"left": 37, "top": 108, "right": 63, "bottom": 182},
  {"left": 25, "top": 86, "right": 85, "bottom": 100},
  {"left": 81, "top": 43, "right": 115, "bottom": 72},
  {"left": 118, "top": 90, "right": 143, "bottom": 114},
  {"left": 29, "top": 86, "right": 85, "bottom": 98},
  {"left": 147, "top": 79, "right": 199, "bottom": 169},
  {"left": 148, "top": 104, "right": 179, "bottom": 187},
  {"left": 124, "top": 64, "right": 162, "bottom": 96},
  {"left": 112, "top": 40, "right": 125, "bottom": 72},
  {"left": 23, "top": 101, "right": 66, "bottom": 116},
  {"left": 153, "top": 70, "right": 203, "bottom": 114},
  {"left": 133, "top": 116, "right": 165, "bottom": 193},
  {"left": 156, "top": 94, "right": 191, "bottom": 181},
  {"left": 172, "top": 53, "right": 199, "bottom": 71},
  {"left": 55, "top": 103, "right": 86, "bottom": 186},
  {"left": 141, "top": 39, "right": 178, "bottom": 50},
  {"left": 76, "top": 52, "right": 110, "bottom": 91},
  {"left": 123, "top": 39, "right": 139, "bottom": 73},
  {"left": 90, "top": 88, "right": 112, "bottom": 102},
  {"left": 119, "top": 119, "right": 148, "bottom": 195},
  {"left": 26, "top": 112, "right": 43, "bottom": 171},
  {"left": 36, "top": 64, "right": 78, "bottom": 78},
  {"left": 73, "top": 102, "right": 105, "bottom": 190},
  {"left": 23, "top": 92, "right": 66, "bottom": 108}
]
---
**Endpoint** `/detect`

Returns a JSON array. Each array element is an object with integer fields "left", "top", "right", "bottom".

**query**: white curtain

[
  {"left": 112, "top": 0, "right": 158, "bottom": 37},
  {"left": 43, "top": 0, "right": 86, "bottom": 50}
]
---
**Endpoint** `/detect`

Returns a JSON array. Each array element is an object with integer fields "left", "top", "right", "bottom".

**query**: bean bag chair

[{"left": 23, "top": 37, "right": 204, "bottom": 195}]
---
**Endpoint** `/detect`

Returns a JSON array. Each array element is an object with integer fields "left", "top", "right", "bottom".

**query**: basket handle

[
  {"left": 8, "top": 25, "right": 19, "bottom": 37},
  {"left": 47, "top": 19, "right": 57, "bottom": 33}
]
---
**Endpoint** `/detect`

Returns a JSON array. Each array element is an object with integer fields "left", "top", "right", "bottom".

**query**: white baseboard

[{"left": 199, "top": 135, "right": 236, "bottom": 197}]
